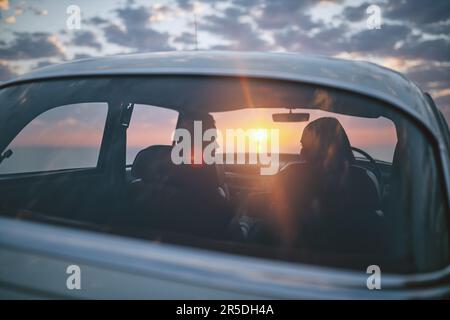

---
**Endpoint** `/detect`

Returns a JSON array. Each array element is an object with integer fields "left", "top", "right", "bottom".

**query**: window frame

[{"left": 125, "top": 103, "right": 179, "bottom": 166}]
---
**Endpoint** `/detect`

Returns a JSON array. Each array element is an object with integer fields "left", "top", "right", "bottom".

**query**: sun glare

[{"left": 252, "top": 129, "right": 268, "bottom": 143}]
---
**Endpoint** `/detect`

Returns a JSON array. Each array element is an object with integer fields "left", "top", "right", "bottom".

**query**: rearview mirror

[{"left": 272, "top": 112, "right": 310, "bottom": 122}]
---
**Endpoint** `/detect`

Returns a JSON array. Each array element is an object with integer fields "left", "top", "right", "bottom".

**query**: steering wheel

[{"left": 351, "top": 147, "right": 384, "bottom": 196}]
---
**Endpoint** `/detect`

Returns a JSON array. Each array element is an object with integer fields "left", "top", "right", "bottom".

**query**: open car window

[{"left": 0, "top": 77, "right": 447, "bottom": 275}]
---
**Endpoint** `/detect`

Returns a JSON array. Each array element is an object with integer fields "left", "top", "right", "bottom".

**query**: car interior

[{"left": 116, "top": 105, "right": 397, "bottom": 267}]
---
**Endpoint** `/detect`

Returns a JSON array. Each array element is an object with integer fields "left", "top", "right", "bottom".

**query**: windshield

[
  {"left": 0, "top": 77, "right": 447, "bottom": 274},
  {"left": 212, "top": 108, "right": 397, "bottom": 162}
]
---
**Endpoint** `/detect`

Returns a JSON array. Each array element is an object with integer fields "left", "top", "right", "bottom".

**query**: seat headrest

[
  {"left": 171, "top": 112, "right": 224, "bottom": 192},
  {"left": 171, "top": 163, "right": 220, "bottom": 190},
  {"left": 131, "top": 145, "right": 172, "bottom": 181}
]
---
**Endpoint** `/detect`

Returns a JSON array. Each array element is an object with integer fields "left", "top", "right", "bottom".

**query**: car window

[
  {"left": 0, "top": 103, "right": 107, "bottom": 175},
  {"left": 0, "top": 78, "right": 447, "bottom": 275},
  {"left": 126, "top": 104, "right": 178, "bottom": 165},
  {"left": 213, "top": 108, "right": 397, "bottom": 163}
]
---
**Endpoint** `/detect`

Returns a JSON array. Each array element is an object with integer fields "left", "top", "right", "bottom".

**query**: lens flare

[{"left": 252, "top": 129, "right": 268, "bottom": 143}]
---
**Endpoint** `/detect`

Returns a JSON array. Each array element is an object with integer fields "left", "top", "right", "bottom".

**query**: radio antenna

[{"left": 194, "top": 14, "right": 198, "bottom": 50}]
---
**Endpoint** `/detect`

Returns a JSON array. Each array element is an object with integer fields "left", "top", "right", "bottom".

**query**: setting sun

[
  {"left": 252, "top": 129, "right": 268, "bottom": 143},
  {"left": 250, "top": 129, "right": 269, "bottom": 153}
]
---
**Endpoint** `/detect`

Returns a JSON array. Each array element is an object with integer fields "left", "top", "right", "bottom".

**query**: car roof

[{"left": 0, "top": 51, "right": 440, "bottom": 134}]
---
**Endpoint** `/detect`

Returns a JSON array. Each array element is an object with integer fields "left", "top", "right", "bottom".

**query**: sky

[{"left": 0, "top": 0, "right": 448, "bottom": 158}]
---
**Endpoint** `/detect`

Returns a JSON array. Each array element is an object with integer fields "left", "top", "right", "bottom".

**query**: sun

[{"left": 251, "top": 129, "right": 268, "bottom": 143}]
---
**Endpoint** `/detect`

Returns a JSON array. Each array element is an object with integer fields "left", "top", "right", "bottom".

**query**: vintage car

[{"left": 0, "top": 51, "right": 448, "bottom": 299}]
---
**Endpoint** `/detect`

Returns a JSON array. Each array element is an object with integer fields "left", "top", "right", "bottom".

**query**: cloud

[
  {"left": 342, "top": 1, "right": 450, "bottom": 35},
  {"left": 406, "top": 63, "right": 450, "bottom": 122},
  {"left": 1, "top": 1, "right": 48, "bottom": 25},
  {"left": 3, "top": 14, "right": 14, "bottom": 24},
  {"left": 202, "top": 7, "right": 271, "bottom": 51},
  {"left": 346, "top": 24, "right": 412, "bottom": 55},
  {"left": 384, "top": 0, "right": 450, "bottom": 25},
  {"left": 254, "top": 0, "right": 320, "bottom": 30},
  {"left": 71, "top": 30, "right": 102, "bottom": 51},
  {"left": 341, "top": 3, "right": 368, "bottom": 22},
  {"left": 176, "top": 0, "right": 195, "bottom": 11},
  {"left": 87, "top": 16, "right": 109, "bottom": 25},
  {"left": 406, "top": 64, "right": 450, "bottom": 91},
  {"left": 422, "top": 21, "right": 450, "bottom": 36},
  {"left": 403, "top": 63, "right": 450, "bottom": 125},
  {"left": 116, "top": 5, "right": 152, "bottom": 29},
  {"left": 102, "top": 5, "right": 174, "bottom": 51},
  {"left": 173, "top": 31, "right": 197, "bottom": 46},
  {"left": 29, "top": 6, "right": 48, "bottom": 16},
  {"left": 274, "top": 24, "right": 349, "bottom": 54},
  {"left": 0, "top": 0, "right": 8, "bottom": 11},
  {"left": 0, "top": 32, "right": 65, "bottom": 60},
  {"left": 398, "top": 38, "right": 450, "bottom": 62},
  {"left": 273, "top": 20, "right": 450, "bottom": 65},
  {"left": 103, "top": 24, "right": 172, "bottom": 51}
]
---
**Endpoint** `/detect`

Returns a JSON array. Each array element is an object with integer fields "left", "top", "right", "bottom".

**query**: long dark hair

[{"left": 300, "top": 117, "right": 355, "bottom": 188}]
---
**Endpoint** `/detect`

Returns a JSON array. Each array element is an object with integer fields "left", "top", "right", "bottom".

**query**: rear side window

[
  {"left": 0, "top": 103, "right": 107, "bottom": 175},
  {"left": 126, "top": 104, "right": 178, "bottom": 164}
]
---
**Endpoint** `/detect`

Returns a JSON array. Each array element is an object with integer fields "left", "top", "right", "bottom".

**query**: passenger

[{"left": 269, "top": 117, "right": 384, "bottom": 254}]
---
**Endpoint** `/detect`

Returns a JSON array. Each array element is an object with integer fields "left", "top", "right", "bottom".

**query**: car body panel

[{"left": 0, "top": 217, "right": 449, "bottom": 299}]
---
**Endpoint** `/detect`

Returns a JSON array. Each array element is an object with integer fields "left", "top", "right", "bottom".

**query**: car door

[{"left": 1, "top": 216, "right": 450, "bottom": 299}]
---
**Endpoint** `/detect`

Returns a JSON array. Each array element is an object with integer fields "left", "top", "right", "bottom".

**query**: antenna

[{"left": 194, "top": 14, "right": 198, "bottom": 50}]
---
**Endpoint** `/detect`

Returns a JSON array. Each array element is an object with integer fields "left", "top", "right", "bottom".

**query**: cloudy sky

[{"left": 0, "top": 0, "right": 449, "bottom": 124}]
